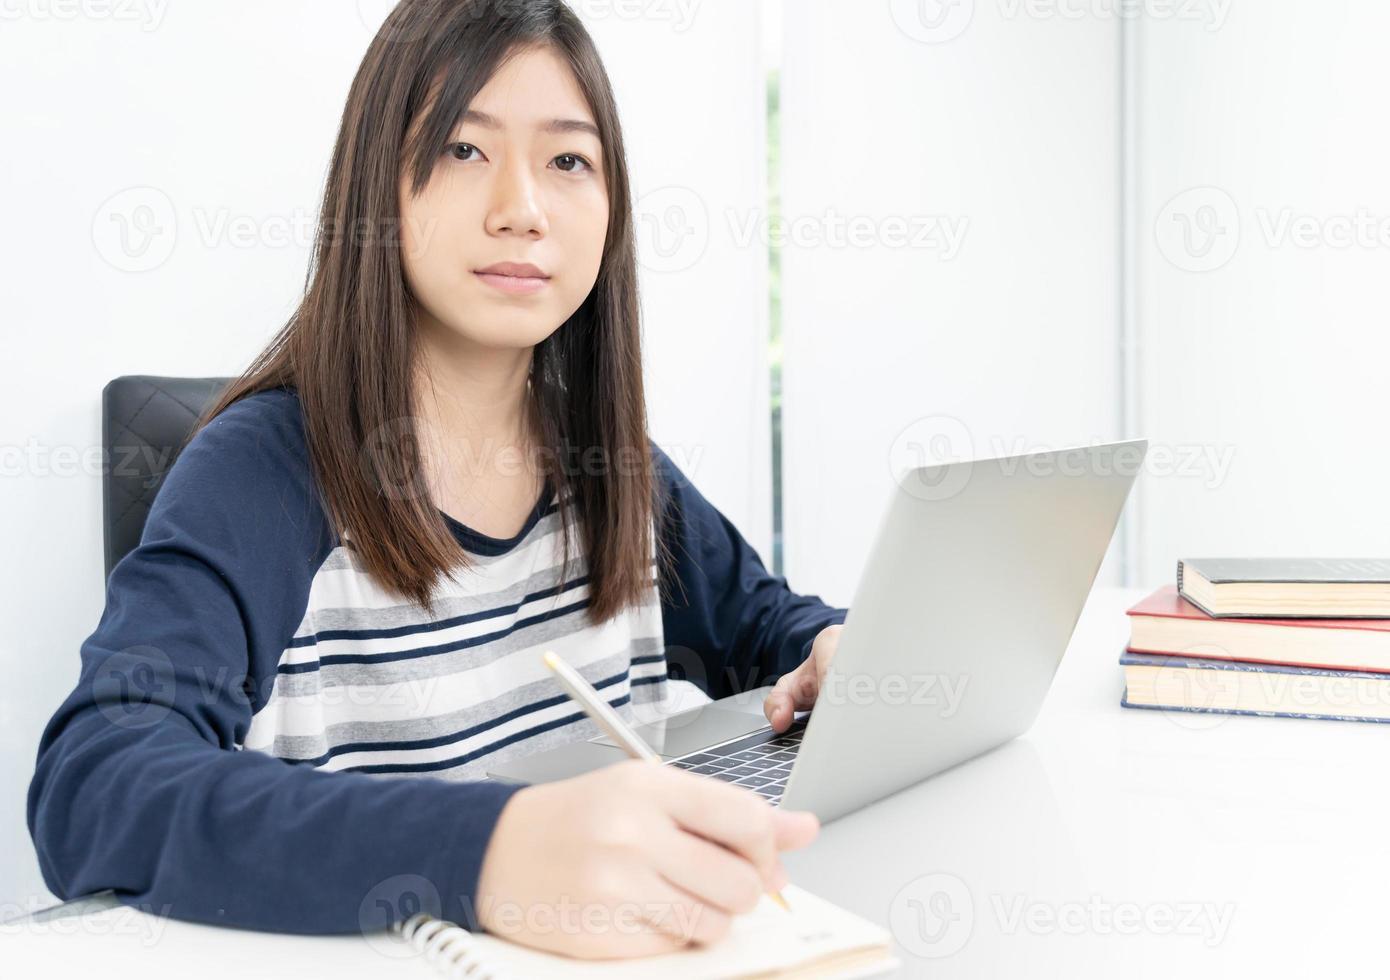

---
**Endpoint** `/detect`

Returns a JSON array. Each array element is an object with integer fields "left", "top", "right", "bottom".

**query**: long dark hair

[{"left": 197, "top": 0, "right": 662, "bottom": 623}]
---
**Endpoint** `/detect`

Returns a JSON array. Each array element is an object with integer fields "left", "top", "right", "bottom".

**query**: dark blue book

[
  {"left": 1119, "top": 649, "right": 1390, "bottom": 724},
  {"left": 1177, "top": 557, "right": 1390, "bottom": 618}
]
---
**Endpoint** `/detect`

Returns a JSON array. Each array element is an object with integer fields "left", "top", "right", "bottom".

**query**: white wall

[
  {"left": 589, "top": 0, "right": 775, "bottom": 554},
  {"left": 0, "top": 1, "right": 368, "bottom": 916},
  {"left": 1132, "top": 0, "right": 1390, "bottom": 584},
  {"left": 0, "top": 0, "right": 769, "bottom": 912},
  {"left": 778, "top": 0, "right": 1124, "bottom": 607}
]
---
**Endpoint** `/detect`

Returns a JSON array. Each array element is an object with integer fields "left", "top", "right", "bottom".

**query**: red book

[{"left": 1126, "top": 585, "right": 1390, "bottom": 674}]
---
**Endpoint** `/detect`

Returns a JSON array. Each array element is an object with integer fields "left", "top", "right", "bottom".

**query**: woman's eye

[
  {"left": 552, "top": 153, "right": 593, "bottom": 174},
  {"left": 444, "top": 143, "right": 591, "bottom": 173}
]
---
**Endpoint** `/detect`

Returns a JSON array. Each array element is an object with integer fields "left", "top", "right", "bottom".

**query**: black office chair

[{"left": 102, "top": 375, "right": 232, "bottom": 578}]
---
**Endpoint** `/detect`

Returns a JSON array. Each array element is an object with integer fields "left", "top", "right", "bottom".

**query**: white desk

[
  {"left": 787, "top": 586, "right": 1388, "bottom": 977},
  {"left": 13, "top": 586, "right": 1381, "bottom": 977}
]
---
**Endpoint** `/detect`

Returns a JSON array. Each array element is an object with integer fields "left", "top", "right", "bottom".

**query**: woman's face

[{"left": 399, "top": 45, "right": 609, "bottom": 352}]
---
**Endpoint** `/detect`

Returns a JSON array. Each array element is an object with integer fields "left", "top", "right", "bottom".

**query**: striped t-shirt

[
  {"left": 28, "top": 386, "right": 846, "bottom": 935},
  {"left": 243, "top": 477, "right": 676, "bottom": 780}
]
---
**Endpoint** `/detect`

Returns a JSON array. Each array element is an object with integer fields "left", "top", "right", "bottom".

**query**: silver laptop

[{"left": 490, "top": 439, "right": 1146, "bottom": 822}]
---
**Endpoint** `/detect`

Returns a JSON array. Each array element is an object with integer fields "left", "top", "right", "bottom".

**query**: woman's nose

[{"left": 485, "top": 159, "right": 548, "bottom": 238}]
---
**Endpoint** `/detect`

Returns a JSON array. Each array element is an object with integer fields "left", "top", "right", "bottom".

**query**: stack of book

[{"left": 1120, "top": 558, "right": 1390, "bottom": 723}]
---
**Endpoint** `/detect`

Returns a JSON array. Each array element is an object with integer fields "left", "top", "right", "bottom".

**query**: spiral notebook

[
  {"left": 8, "top": 884, "right": 897, "bottom": 980},
  {"left": 394, "top": 884, "right": 897, "bottom": 979}
]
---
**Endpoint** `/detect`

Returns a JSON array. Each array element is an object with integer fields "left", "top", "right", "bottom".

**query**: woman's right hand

[{"left": 474, "top": 759, "right": 820, "bottom": 959}]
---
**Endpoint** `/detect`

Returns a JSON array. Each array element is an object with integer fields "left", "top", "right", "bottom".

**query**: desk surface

[
  {"left": 14, "top": 587, "right": 1381, "bottom": 977},
  {"left": 787, "top": 586, "right": 1386, "bottom": 977}
]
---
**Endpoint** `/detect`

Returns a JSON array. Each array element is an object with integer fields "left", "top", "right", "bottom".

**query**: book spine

[
  {"left": 1173, "top": 559, "right": 1225, "bottom": 616},
  {"left": 1171, "top": 588, "right": 1221, "bottom": 618},
  {"left": 1122, "top": 646, "right": 1390, "bottom": 677},
  {"left": 1120, "top": 692, "right": 1390, "bottom": 725}
]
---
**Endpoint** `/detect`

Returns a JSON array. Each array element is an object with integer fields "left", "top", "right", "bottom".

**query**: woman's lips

[{"left": 473, "top": 271, "right": 549, "bottom": 295}]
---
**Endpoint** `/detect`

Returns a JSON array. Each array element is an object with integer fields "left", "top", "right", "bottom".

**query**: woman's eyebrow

[{"left": 460, "top": 108, "right": 600, "bottom": 139}]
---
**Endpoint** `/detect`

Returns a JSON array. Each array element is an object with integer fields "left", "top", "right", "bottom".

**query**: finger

[
  {"left": 764, "top": 664, "right": 818, "bottom": 731},
  {"left": 661, "top": 770, "right": 782, "bottom": 883},
  {"left": 763, "top": 688, "right": 793, "bottom": 731},
  {"left": 572, "top": 917, "right": 690, "bottom": 961},
  {"left": 771, "top": 808, "right": 820, "bottom": 853},
  {"left": 640, "top": 871, "right": 734, "bottom": 948},
  {"left": 541, "top": 876, "right": 693, "bottom": 961},
  {"left": 779, "top": 658, "right": 823, "bottom": 710},
  {"left": 652, "top": 825, "right": 766, "bottom": 917}
]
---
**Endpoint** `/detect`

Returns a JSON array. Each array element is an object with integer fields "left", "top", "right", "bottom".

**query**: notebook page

[
  {"left": 460, "top": 884, "right": 892, "bottom": 979},
  {"left": 5, "top": 904, "right": 438, "bottom": 980},
  {"left": 6, "top": 886, "right": 894, "bottom": 980}
]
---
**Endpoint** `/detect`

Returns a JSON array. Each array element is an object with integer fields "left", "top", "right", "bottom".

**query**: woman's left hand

[{"left": 762, "top": 624, "right": 843, "bottom": 733}]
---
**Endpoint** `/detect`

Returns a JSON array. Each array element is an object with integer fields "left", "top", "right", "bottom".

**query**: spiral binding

[{"left": 394, "top": 912, "right": 507, "bottom": 980}]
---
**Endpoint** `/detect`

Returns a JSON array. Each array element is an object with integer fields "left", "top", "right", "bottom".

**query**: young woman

[{"left": 28, "top": 0, "right": 846, "bottom": 960}]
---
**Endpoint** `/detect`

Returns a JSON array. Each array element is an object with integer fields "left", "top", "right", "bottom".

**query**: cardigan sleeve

[
  {"left": 651, "top": 442, "right": 849, "bottom": 700},
  {"left": 27, "top": 390, "right": 521, "bottom": 934}
]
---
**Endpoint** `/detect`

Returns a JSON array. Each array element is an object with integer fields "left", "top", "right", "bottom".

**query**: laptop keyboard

[{"left": 666, "top": 720, "right": 808, "bottom": 805}]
